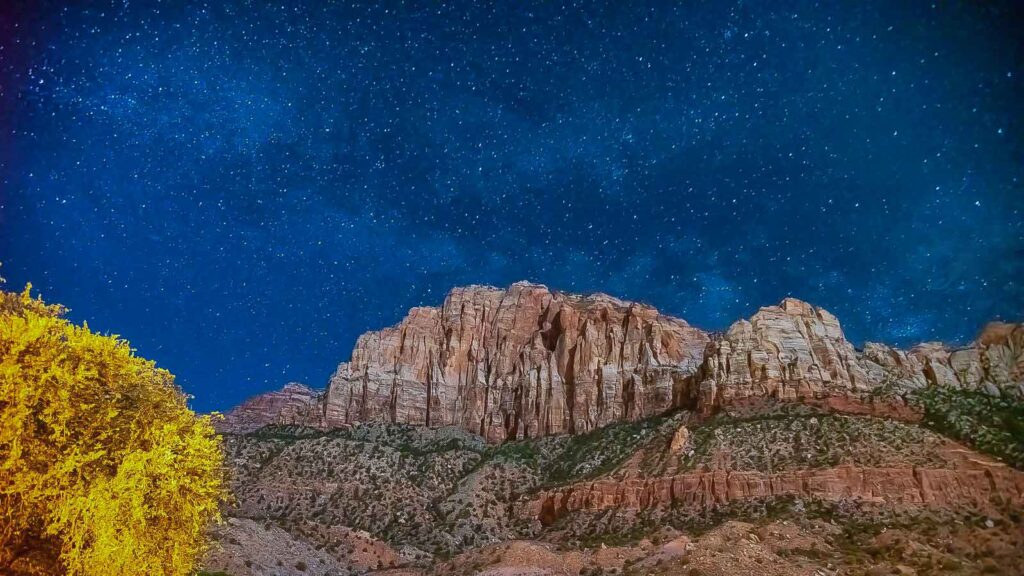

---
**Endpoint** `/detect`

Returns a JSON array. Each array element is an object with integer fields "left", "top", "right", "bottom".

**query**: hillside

[
  {"left": 206, "top": 283, "right": 1024, "bottom": 575},
  {"left": 206, "top": 404, "right": 1024, "bottom": 575}
]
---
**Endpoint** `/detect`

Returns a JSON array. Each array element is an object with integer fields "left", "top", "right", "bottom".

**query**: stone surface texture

[
  {"left": 697, "top": 299, "right": 1024, "bottom": 414},
  {"left": 219, "top": 284, "right": 1023, "bottom": 439},
  {"left": 215, "top": 382, "right": 324, "bottom": 434},
  {"left": 324, "top": 281, "right": 709, "bottom": 442},
  {"left": 526, "top": 462, "right": 1024, "bottom": 526}
]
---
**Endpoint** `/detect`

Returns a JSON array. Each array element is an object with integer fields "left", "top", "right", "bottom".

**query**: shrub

[{"left": 0, "top": 284, "right": 225, "bottom": 575}]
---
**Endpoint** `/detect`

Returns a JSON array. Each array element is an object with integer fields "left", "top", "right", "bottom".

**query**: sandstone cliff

[
  {"left": 525, "top": 462, "right": 1024, "bottom": 526},
  {"left": 864, "top": 321, "right": 1024, "bottom": 395},
  {"left": 324, "top": 282, "right": 709, "bottom": 442},
  {"left": 209, "top": 287, "right": 1024, "bottom": 576},
  {"left": 697, "top": 299, "right": 1024, "bottom": 413},
  {"left": 216, "top": 382, "right": 324, "bottom": 434},
  {"left": 219, "top": 284, "right": 1022, "bottom": 440}
]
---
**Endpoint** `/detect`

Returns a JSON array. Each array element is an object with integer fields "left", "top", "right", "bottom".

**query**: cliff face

[
  {"left": 209, "top": 285, "right": 1024, "bottom": 576},
  {"left": 324, "top": 282, "right": 709, "bottom": 442},
  {"left": 216, "top": 382, "right": 323, "bottom": 434},
  {"left": 697, "top": 299, "right": 1024, "bottom": 413},
  {"left": 219, "top": 283, "right": 1022, "bottom": 440},
  {"left": 696, "top": 298, "right": 870, "bottom": 412},
  {"left": 525, "top": 463, "right": 1024, "bottom": 526},
  {"left": 864, "top": 322, "right": 1024, "bottom": 395}
]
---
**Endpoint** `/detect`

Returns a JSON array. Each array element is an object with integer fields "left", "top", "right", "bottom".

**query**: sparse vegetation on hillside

[
  {"left": 490, "top": 414, "right": 680, "bottom": 485},
  {"left": 911, "top": 386, "right": 1024, "bottom": 469},
  {"left": 211, "top": 390, "right": 1024, "bottom": 574},
  {"left": 679, "top": 412, "right": 950, "bottom": 473}
]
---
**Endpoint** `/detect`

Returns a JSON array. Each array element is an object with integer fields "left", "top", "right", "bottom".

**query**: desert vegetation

[
  {"left": 0, "top": 283, "right": 225, "bottom": 576},
  {"left": 911, "top": 386, "right": 1024, "bottom": 468}
]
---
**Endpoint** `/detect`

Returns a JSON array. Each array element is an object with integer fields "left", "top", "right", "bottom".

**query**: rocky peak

[
  {"left": 698, "top": 298, "right": 868, "bottom": 412},
  {"left": 977, "top": 321, "right": 1021, "bottom": 346},
  {"left": 280, "top": 382, "right": 317, "bottom": 395},
  {"left": 777, "top": 296, "right": 818, "bottom": 316},
  {"left": 324, "top": 282, "right": 710, "bottom": 442},
  {"left": 699, "top": 299, "right": 1024, "bottom": 412},
  {"left": 220, "top": 287, "right": 1023, "bottom": 439},
  {"left": 216, "top": 382, "right": 323, "bottom": 434},
  {"left": 896, "top": 321, "right": 1024, "bottom": 394}
]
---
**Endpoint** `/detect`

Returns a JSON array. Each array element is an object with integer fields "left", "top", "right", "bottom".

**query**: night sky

[{"left": 2, "top": 2, "right": 1022, "bottom": 412}]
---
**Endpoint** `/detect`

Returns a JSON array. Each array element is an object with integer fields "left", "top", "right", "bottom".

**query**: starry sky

[{"left": 1, "top": 1, "right": 1022, "bottom": 412}]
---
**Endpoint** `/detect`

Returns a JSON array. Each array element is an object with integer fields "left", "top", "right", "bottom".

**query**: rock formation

[
  {"left": 697, "top": 300, "right": 1024, "bottom": 413},
  {"left": 696, "top": 298, "right": 871, "bottom": 412},
  {"left": 526, "top": 462, "right": 1024, "bottom": 526},
  {"left": 216, "top": 382, "right": 324, "bottom": 434},
  {"left": 324, "top": 282, "right": 709, "bottom": 442},
  {"left": 209, "top": 402, "right": 1024, "bottom": 575},
  {"left": 219, "top": 283, "right": 1022, "bottom": 440},
  {"left": 863, "top": 322, "right": 1024, "bottom": 396},
  {"left": 209, "top": 284, "right": 1024, "bottom": 575}
]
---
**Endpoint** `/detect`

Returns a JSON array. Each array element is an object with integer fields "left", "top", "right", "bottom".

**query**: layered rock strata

[
  {"left": 324, "top": 282, "right": 710, "bottom": 442},
  {"left": 696, "top": 299, "right": 1024, "bottom": 413},
  {"left": 527, "top": 463, "right": 1024, "bottom": 526},
  {"left": 862, "top": 322, "right": 1023, "bottom": 396},
  {"left": 215, "top": 382, "right": 324, "bottom": 434},
  {"left": 218, "top": 284, "right": 1023, "bottom": 440}
]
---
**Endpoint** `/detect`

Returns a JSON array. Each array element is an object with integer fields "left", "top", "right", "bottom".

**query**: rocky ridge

[
  {"left": 697, "top": 298, "right": 1023, "bottom": 412},
  {"left": 223, "top": 281, "right": 712, "bottom": 441},
  {"left": 206, "top": 405, "right": 1024, "bottom": 576},
  {"left": 217, "top": 382, "right": 324, "bottom": 434},
  {"left": 219, "top": 283, "right": 1023, "bottom": 441},
  {"left": 528, "top": 463, "right": 1024, "bottom": 526}
]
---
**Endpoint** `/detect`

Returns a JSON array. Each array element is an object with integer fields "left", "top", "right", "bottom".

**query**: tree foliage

[{"left": 0, "top": 284, "right": 225, "bottom": 575}]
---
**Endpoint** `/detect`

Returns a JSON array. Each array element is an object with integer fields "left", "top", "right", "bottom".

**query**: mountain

[
  {"left": 698, "top": 298, "right": 1023, "bottom": 411},
  {"left": 206, "top": 282, "right": 1024, "bottom": 576},
  {"left": 220, "top": 281, "right": 711, "bottom": 441},
  {"left": 217, "top": 382, "right": 324, "bottom": 434},
  {"left": 218, "top": 282, "right": 1023, "bottom": 436},
  {"left": 325, "top": 282, "right": 709, "bottom": 442}
]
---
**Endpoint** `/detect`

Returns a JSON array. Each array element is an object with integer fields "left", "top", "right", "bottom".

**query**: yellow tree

[{"left": 0, "top": 283, "right": 225, "bottom": 575}]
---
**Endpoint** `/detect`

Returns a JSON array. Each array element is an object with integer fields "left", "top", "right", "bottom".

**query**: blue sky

[{"left": 2, "top": 1, "right": 1021, "bottom": 411}]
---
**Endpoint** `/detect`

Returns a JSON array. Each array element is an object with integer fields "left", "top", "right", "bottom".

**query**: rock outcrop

[
  {"left": 697, "top": 300, "right": 1024, "bottom": 414},
  {"left": 526, "top": 463, "right": 1024, "bottom": 526},
  {"left": 220, "top": 284, "right": 1022, "bottom": 440},
  {"left": 209, "top": 286, "right": 1024, "bottom": 576},
  {"left": 216, "top": 382, "right": 324, "bottom": 434},
  {"left": 696, "top": 298, "right": 872, "bottom": 412},
  {"left": 324, "top": 282, "right": 710, "bottom": 442},
  {"left": 863, "top": 322, "right": 1024, "bottom": 396}
]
